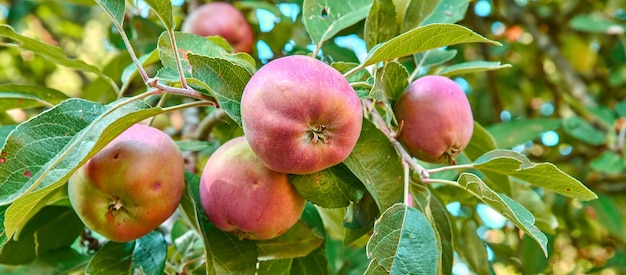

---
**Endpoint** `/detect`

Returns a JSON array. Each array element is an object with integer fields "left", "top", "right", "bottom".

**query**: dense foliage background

[{"left": 0, "top": 0, "right": 625, "bottom": 274}]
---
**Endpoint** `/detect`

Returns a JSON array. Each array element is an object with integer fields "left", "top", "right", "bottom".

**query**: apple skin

[
  {"left": 181, "top": 2, "right": 254, "bottom": 53},
  {"left": 240, "top": 55, "right": 363, "bottom": 175},
  {"left": 68, "top": 124, "right": 185, "bottom": 243},
  {"left": 200, "top": 136, "right": 306, "bottom": 240},
  {"left": 393, "top": 75, "right": 474, "bottom": 164}
]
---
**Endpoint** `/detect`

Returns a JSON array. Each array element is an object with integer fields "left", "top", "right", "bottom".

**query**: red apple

[
  {"left": 394, "top": 75, "right": 474, "bottom": 164},
  {"left": 200, "top": 136, "right": 306, "bottom": 240},
  {"left": 68, "top": 124, "right": 185, "bottom": 242},
  {"left": 240, "top": 55, "right": 363, "bottom": 175},
  {"left": 181, "top": 2, "right": 254, "bottom": 53}
]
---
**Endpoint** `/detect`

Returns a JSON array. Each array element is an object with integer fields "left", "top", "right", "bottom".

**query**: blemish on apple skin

[
  {"left": 0, "top": 158, "right": 5, "bottom": 164},
  {"left": 1, "top": 152, "right": 7, "bottom": 156},
  {"left": 152, "top": 181, "right": 162, "bottom": 191},
  {"left": 24, "top": 170, "right": 32, "bottom": 177}
]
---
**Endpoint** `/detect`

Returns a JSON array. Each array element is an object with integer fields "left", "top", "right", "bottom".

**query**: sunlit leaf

[
  {"left": 362, "top": 23, "right": 501, "bottom": 66},
  {"left": 438, "top": 61, "right": 512, "bottom": 76},
  {"left": 302, "top": 0, "right": 373, "bottom": 45},
  {"left": 365, "top": 203, "right": 439, "bottom": 274},
  {"left": 570, "top": 14, "right": 625, "bottom": 34},
  {"left": 372, "top": 61, "right": 409, "bottom": 102},
  {"left": 473, "top": 150, "right": 598, "bottom": 200},
  {"left": 457, "top": 173, "right": 548, "bottom": 255}
]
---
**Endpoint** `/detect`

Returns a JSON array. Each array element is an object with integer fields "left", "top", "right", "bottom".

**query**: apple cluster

[{"left": 199, "top": 55, "right": 363, "bottom": 240}]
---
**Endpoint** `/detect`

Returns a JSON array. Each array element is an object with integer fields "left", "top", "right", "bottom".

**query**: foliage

[{"left": 0, "top": 0, "right": 623, "bottom": 274}]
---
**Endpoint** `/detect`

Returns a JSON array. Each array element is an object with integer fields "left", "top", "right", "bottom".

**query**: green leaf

[
  {"left": 438, "top": 61, "right": 512, "bottom": 76},
  {"left": 0, "top": 84, "right": 68, "bottom": 111},
  {"left": 364, "top": 0, "right": 399, "bottom": 50},
  {"left": 414, "top": 48, "right": 458, "bottom": 68},
  {"left": 0, "top": 25, "right": 119, "bottom": 92},
  {"left": 1, "top": 98, "right": 163, "bottom": 239},
  {"left": 372, "top": 61, "right": 409, "bottom": 101},
  {"left": 456, "top": 173, "right": 548, "bottom": 255},
  {"left": 0, "top": 204, "right": 7, "bottom": 248},
  {"left": 569, "top": 14, "right": 625, "bottom": 34},
  {"left": 86, "top": 231, "right": 167, "bottom": 274},
  {"left": 365, "top": 203, "right": 439, "bottom": 274},
  {"left": 143, "top": 0, "right": 174, "bottom": 29},
  {"left": 362, "top": 23, "right": 501, "bottom": 67},
  {"left": 0, "top": 205, "right": 83, "bottom": 265},
  {"left": 302, "top": 0, "right": 374, "bottom": 45},
  {"left": 289, "top": 246, "right": 330, "bottom": 274},
  {"left": 185, "top": 172, "right": 258, "bottom": 274},
  {"left": 487, "top": 118, "right": 562, "bottom": 149},
  {"left": 188, "top": 54, "right": 251, "bottom": 126},
  {"left": 25, "top": 248, "right": 91, "bottom": 274},
  {"left": 473, "top": 150, "right": 598, "bottom": 200},
  {"left": 257, "top": 221, "right": 324, "bottom": 261},
  {"left": 291, "top": 163, "right": 366, "bottom": 208},
  {"left": 157, "top": 32, "right": 255, "bottom": 77},
  {"left": 562, "top": 115, "right": 606, "bottom": 145},
  {"left": 459, "top": 219, "right": 490, "bottom": 275},
  {"left": 343, "top": 191, "right": 379, "bottom": 243},
  {"left": 0, "top": 125, "right": 17, "bottom": 148},
  {"left": 422, "top": 0, "right": 470, "bottom": 25},
  {"left": 590, "top": 151, "right": 625, "bottom": 174},
  {"left": 343, "top": 120, "right": 404, "bottom": 211},
  {"left": 585, "top": 195, "right": 626, "bottom": 243},
  {"left": 430, "top": 195, "right": 453, "bottom": 275},
  {"left": 401, "top": 0, "right": 440, "bottom": 32},
  {"left": 94, "top": 0, "right": 125, "bottom": 26}
]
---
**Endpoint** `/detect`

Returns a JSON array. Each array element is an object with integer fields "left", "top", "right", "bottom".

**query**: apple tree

[{"left": 0, "top": 0, "right": 612, "bottom": 274}]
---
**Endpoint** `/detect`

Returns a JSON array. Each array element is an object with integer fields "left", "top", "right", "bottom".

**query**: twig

[{"left": 362, "top": 99, "right": 429, "bottom": 179}]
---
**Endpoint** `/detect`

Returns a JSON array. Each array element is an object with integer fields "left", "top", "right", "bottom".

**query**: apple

[
  {"left": 393, "top": 75, "right": 474, "bottom": 164},
  {"left": 199, "top": 136, "right": 306, "bottom": 240},
  {"left": 181, "top": 2, "right": 254, "bottom": 53},
  {"left": 68, "top": 124, "right": 185, "bottom": 243},
  {"left": 240, "top": 55, "right": 362, "bottom": 175}
]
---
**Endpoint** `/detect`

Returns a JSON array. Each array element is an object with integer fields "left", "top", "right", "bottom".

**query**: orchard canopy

[{"left": 0, "top": 0, "right": 625, "bottom": 274}]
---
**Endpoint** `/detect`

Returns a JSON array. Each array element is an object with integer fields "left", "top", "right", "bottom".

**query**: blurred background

[{"left": 1, "top": 0, "right": 625, "bottom": 274}]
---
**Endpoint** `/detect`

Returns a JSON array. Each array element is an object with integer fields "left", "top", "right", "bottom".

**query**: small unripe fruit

[
  {"left": 241, "top": 55, "right": 362, "bottom": 175},
  {"left": 68, "top": 124, "right": 185, "bottom": 242},
  {"left": 200, "top": 137, "right": 306, "bottom": 240},
  {"left": 182, "top": 2, "right": 254, "bottom": 53},
  {"left": 393, "top": 75, "right": 474, "bottom": 164}
]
